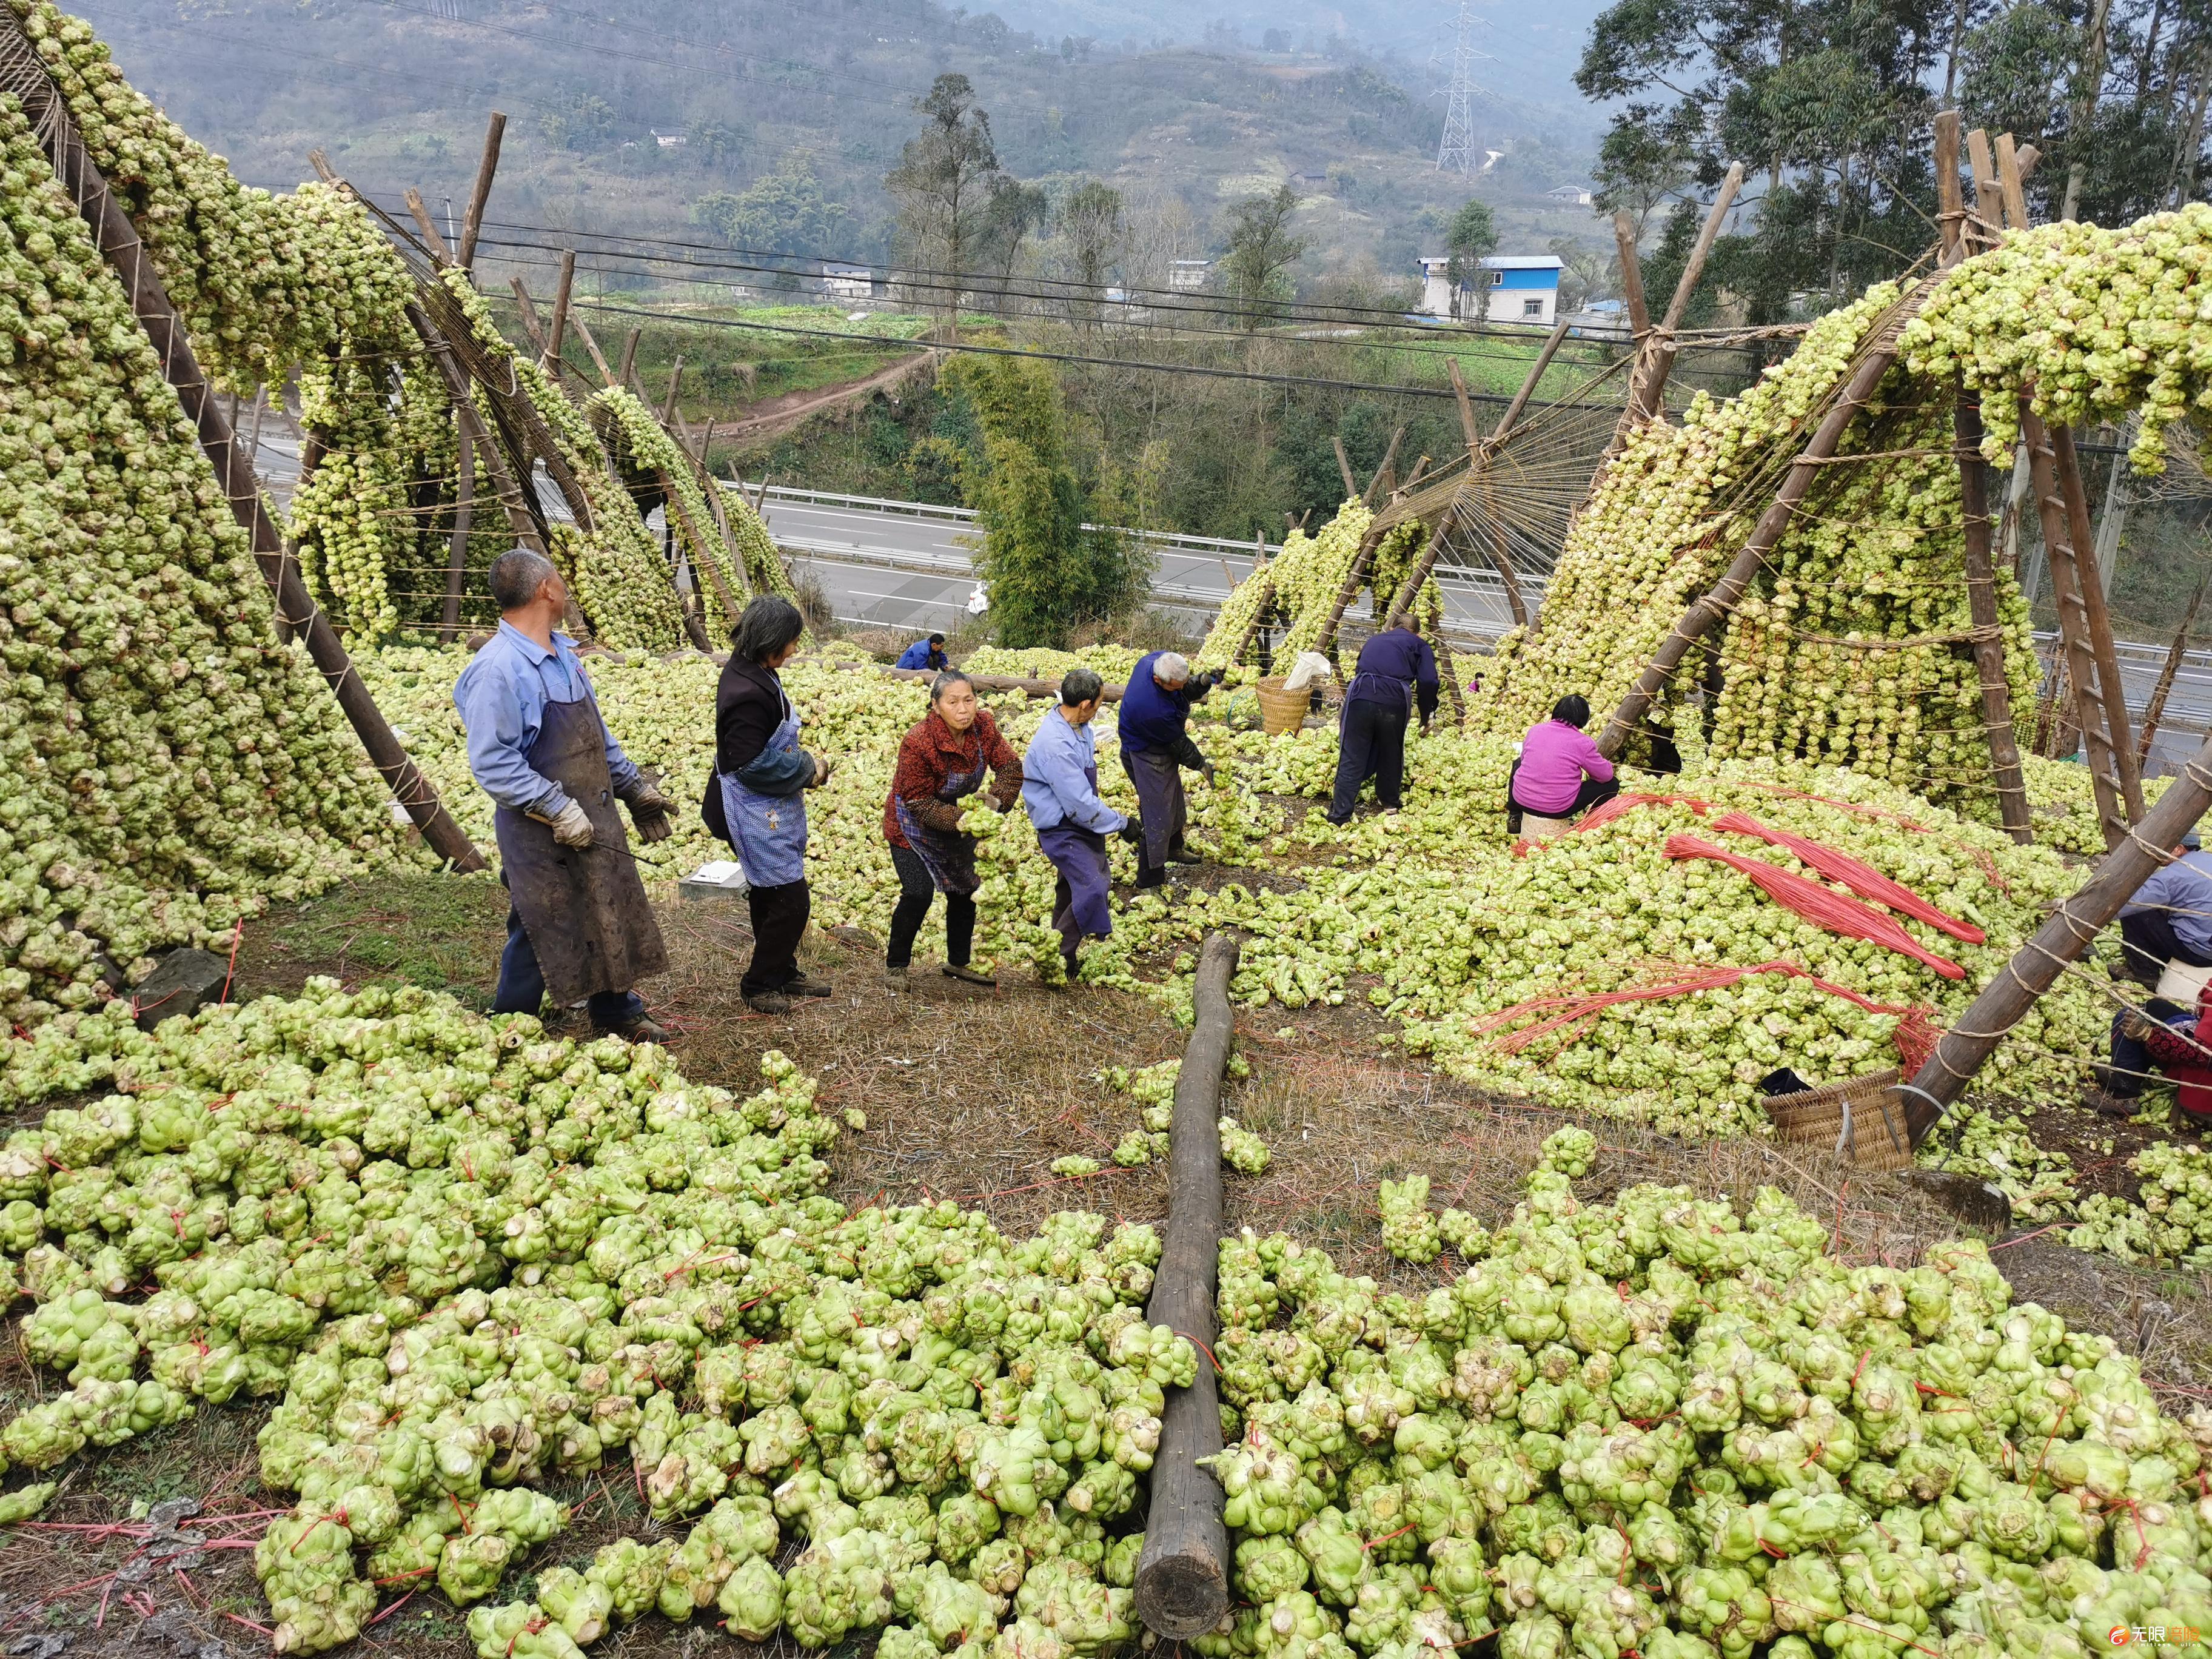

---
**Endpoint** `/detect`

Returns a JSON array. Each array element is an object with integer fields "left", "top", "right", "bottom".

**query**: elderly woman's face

[{"left": 936, "top": 679, "right": 979, "bottom": 731}]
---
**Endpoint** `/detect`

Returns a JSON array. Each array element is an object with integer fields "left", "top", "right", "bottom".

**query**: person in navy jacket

[
  {"left": 895, "top": 632, "right": 949, "bottom": 672},
  {"left": 1327, "top": 617, "right": 1438, "bottom": 823},
  {"left": 1118, "top": 651, "right": 1221, "bottom": 888}
]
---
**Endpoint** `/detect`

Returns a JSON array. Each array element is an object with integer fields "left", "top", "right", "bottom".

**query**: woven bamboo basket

[
  {"left": 1763, "top": 1068, "right": 1914, "bottom": 1170},
  {"left": 1256, "top": 677, "right": 1309, "bottom": 737}
]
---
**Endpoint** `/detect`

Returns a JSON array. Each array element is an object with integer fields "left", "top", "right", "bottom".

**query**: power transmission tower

[{"left": 1436, "top": 1, "right": 1479, "bottom": 175}]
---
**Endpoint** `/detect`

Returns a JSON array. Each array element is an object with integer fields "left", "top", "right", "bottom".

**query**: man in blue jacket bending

[
  {"left": 895, "top": 632, "right": 949, "bottom": 672},
  {"left": 1118, "top": 650, "right": 1221, "bottom": 888}
]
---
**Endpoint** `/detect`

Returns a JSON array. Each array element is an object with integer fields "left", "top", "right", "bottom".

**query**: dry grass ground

[{"left": 2, "top": 873, "right": 2208, "bottom": 1657}]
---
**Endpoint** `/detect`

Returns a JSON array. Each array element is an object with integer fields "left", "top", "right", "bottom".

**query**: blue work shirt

[
  {"left": 896, "top": 640, "right": 948, "bottom": 671},
  {"left": 1349, "top": 627, "right": 1440, "bottom": 721},
  {"left": 1118, "top": 651, "right": 1210, "bottom": 756},
  {"left": 2123, "top": 848, "right": 2212, "bottom": 959},
  {"left": 452, "top": 620, "right": 640, "bottom": 813},
  {"left": 1022, "top": 710, "right": 1127, "bottom": 835}
]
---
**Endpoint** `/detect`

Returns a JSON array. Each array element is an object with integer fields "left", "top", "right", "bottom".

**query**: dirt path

[{"left": 709, "top": 352, "right": 931, "bottom": 446}]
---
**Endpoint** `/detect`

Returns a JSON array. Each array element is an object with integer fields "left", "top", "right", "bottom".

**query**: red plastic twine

[
  {"left": 1709, "top": 812, "right": 1985, "bottom": 945},
  {"left": 1569, "top": 792, "right": 1714, "bottom": 835},
  {"left": 1472, "top": 957, "right": 1940, "bottom": 1075},
  {"left": 1663, "top": 834, "right": 1966, "bottom": 980}
]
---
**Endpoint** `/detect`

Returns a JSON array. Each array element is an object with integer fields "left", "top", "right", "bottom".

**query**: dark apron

[
  {"left": 491, "top": 694, "right": 668, "bottom": 1006},
  {"left": 1121, "top": 745, "right": 1185, "bottom": 870},
  {"left": 892, "top": 740, "right": 989, "bottom": 896},
  {"left": 1039, "top": 819, "right": 1112, "bottom": 945}
]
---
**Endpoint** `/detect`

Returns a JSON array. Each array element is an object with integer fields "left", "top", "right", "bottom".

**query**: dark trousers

[
  {"left": 887, "top": 845, "right": 975, "bottom": 969},
  {"left": 2117, "top": 910, "right": 2212, "bottom": 986},
  {"left": 1505, "top": 763, "right": 1620, "bottom": 834},
  {"left": 494, "top": 903, "right": 645, "bottom": 1029},
  {"left": 1328, "top": 697, "right": 1409, "bottom": 823},
  {"left": 743, "top": 879, "right": 811, "bottom": 997},
  {"left": 2109, "top": 997, "right": 2190, "bottom": 1099}
]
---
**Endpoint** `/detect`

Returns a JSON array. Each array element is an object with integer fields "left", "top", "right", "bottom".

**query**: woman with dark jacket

[
  {"left": 711, "top": 595, "right": 832, "bottom": 1014},
  {"left": 883, "top": 670, "right": 1023, "bottom": 989}
]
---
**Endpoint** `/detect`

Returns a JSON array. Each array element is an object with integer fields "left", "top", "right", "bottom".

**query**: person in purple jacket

[{"left": 1507, "top": 693, "right": 1618, "bottom": 834}]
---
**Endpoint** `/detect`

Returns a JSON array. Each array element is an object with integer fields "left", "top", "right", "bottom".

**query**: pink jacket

[{"left": 1515, "top": 720, "right": 1614, "bottom": 814}]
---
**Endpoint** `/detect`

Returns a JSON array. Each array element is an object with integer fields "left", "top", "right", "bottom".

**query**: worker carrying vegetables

[
  {"left": 2092, "top": 829, "right": 2212, "bottom": 1114},
  {"left": 1326, "top": 612, "right": 1438, "bottom": 824},
  {"left": 1023, "top": 667, "right": 1142, "bottom": 983},
  {"left": 1506, "top": 693, "right": 1619, "bottom": 834},
  {"left": 894, "top": 631, "right": 949, "bottom": 672},
  {"left": 709, "top": 594, "right": 834, "bottom": 1016},
  {"left": 454, "top": 548, "right": 676, "bottom": 1041},
  {"left": 1118, "top": 650, "right": 1221, "bottom": 888},
  {"left": 883, "top": 669, "right": 1024, "bottom": 990}
]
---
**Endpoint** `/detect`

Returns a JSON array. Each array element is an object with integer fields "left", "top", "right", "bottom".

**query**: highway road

[{"left": 746, "top": 482, "right": 2212, "bottom": 776}]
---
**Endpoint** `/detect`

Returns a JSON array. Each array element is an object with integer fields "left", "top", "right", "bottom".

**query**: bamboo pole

[
  {"left": 1331, "top": 435, "right": 1358, "bottom": 500},
  {"left": 1934, "top": 110, "right": 2033, "bottom": 842},
  {"left": 404, "top": 187, "right": 452, "bottom": 264},
  {"left": 1902, "top": 740, "right": 2212, "bottom": 1141},
  {"left": 1486, "top": 316, "right": 1573, "bottom": 452},
  {"left": 441, "top": 428, "right": 474, "bottom": 638},
  {"left": 618, "top": 327, "right": 642, "bottom": 391},
  {"left": 2052, "top": 420, "right": 2144, "bottom": 819},
  {"left": 1446, "top": 358, "right": 1482, "bottom": 454},
  {"left": 662, "top": 473, "right": 743, "bottom": 628},
  {"left": 1361, "top": 425, "right": 1406, "bottom": 508},
  {"left": 1134, "top": 934, "right": 1241, "bottom": 1640},
  {"left": 507, "top": 277, "right": 546, "bottom": 358},
  {"left": 1627, "top": 163, "right": 1742, "bottom": 424},
  {"left": 541, "top": 249, "right": 575, "bottom": 375},
  {"left": 569, "top": 309, "right": 617, "bottom": 386},
  {"left": 660, "top": 355, "right": 685, "bottom": 424},
  {"left": 1598, "top": 288, "right": 1926, "bottom": 757},
  {"left": 1612, "top": 211, "right": 1651, "bottom": 338},
  {"left": 2137, "top": 575, "right": 2207, "bottom": 769},
  {"left": 456, "top": 111, "right": 506, "bottom": 270},
  {"left": 2022, "top": 411, "right": 2132, "bottom": 846},
  {"left": 0, "top": 16, "right": 486, "bottom": 872}
]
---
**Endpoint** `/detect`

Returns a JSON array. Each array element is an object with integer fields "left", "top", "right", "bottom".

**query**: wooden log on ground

[
  {"left": 1136, "top": 932, "right": 1243, "bottom": 1641},
  {"left": 0, "top": 15, "right": 486, "bottom": 873},
  {"left": 1902, "top": 734, "right": 2212, "bottom": 1141},
  {"left": 1598, "top": 285, "right": 1928, "bottom": 757},
  {"left": 457, "top": 111, "right": 505, "bottom": 270}
]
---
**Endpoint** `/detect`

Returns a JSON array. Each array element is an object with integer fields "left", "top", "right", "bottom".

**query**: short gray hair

[
  {"left": 1153, "top": 652, "right": 1191, "bottom": 686},
  {"left": 1060, "top": 667, "right": 1104, "bottom": 708},
  {"left": 489, "top": 547, "right": 558, "bottom": 612},
  {"left": 929, "top": 669, "right": 974, "bottom": 704}
]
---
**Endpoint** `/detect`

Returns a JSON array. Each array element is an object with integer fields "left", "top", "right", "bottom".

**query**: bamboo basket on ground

[
  {"left": 1763, "top": 1068, "right": 1914, "bottom": 1170},
  {"left": 1256, "top": 677, "right": 1309, "bottom": 737}
]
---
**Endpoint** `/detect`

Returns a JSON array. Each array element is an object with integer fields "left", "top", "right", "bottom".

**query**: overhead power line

[{"left": 556, "top": 298, "right": 1640, "bottom": 413}]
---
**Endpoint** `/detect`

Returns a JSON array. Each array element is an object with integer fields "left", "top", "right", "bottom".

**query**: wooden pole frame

[
  {"left": 0, "top": 16, "right": 486, "bottom": 873},
  {"left": 441, "top": 427, "right": 474, "bottom": 638},
  {"left": 1598, "top": 289, "right": 1928, "bottom": 757}
]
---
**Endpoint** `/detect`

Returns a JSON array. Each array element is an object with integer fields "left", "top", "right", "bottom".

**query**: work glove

[
  {"left": 1204, "top": 668, "right": 1227, "bottom": 689},
  {"left": 530, "top": 796, "right": 595, "bottom": 851},
  {"left": 809, "top": 755, "right": 835, "bottom": 789},
  {"left": 1118, "top": 819, "right": 1143, "bottom": 846},
  {"left": 1200, "top": 760, "right": 1218, "bottom": 788},
  {"left": 620, "top": 781, "right": 679, "bottom": 843}
]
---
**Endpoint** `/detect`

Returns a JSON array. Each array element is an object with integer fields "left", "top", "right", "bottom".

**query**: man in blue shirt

[
  {"left": 1024, "top": 668, "right": 1141, "bottom": 982},
  {"left": 453, "top": 548, "right": 678, "bottom": 1040},
  {"left": 1328, "top": 617, "right": 1439, "bottom": 823},
  {"left": 1118, "top": 650, "right": 1221, "bottom": 888},
  {"left": 895, "top": 632, "right": 949, "bottom": 672}
]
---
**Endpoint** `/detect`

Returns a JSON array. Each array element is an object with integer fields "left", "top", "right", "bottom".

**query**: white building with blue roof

[{"left": 1417, "top": 253, "right": 1565, "bottom": 326}]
